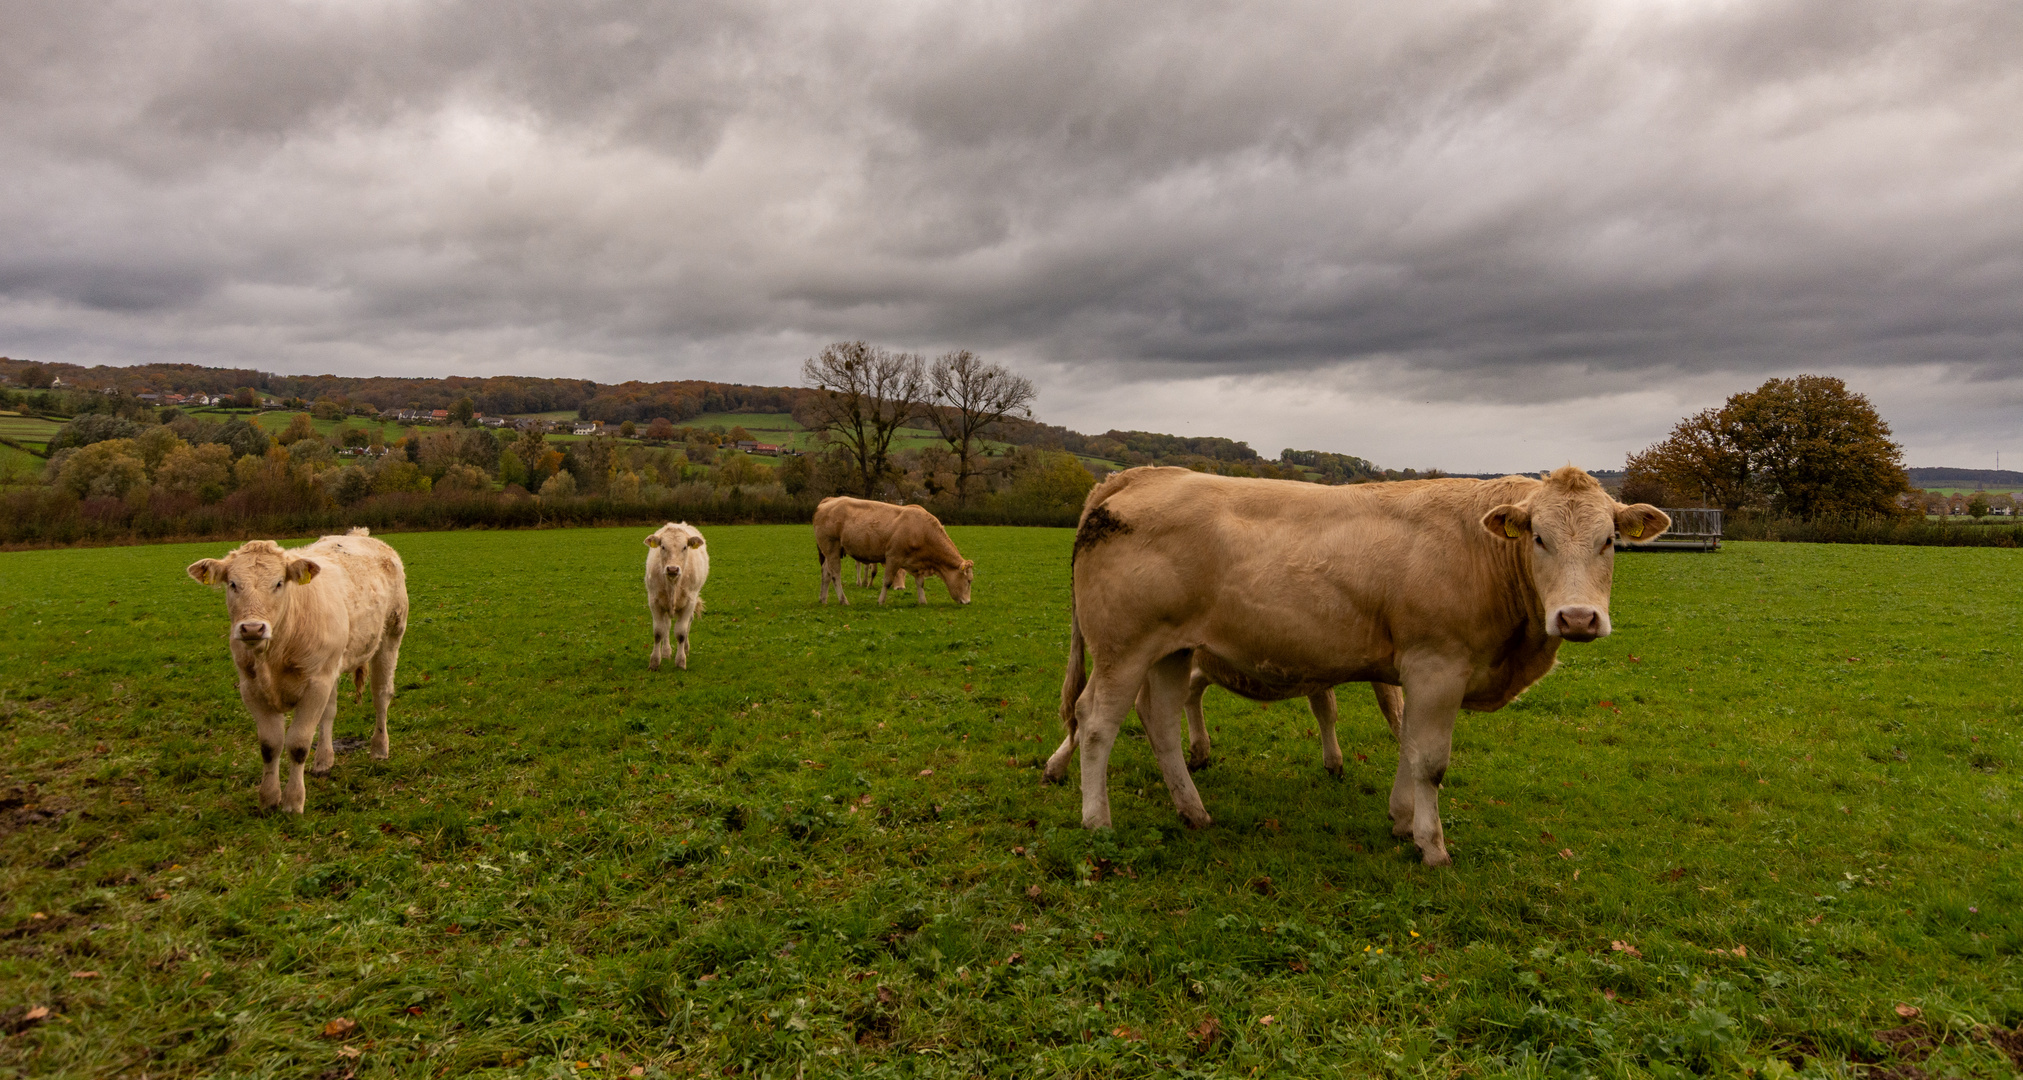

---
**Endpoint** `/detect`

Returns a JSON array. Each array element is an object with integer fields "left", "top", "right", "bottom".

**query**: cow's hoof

[
  {"left": 1186, "top": 756, "right": 1212, "bottom": 773},
  {"left": 310, "top": 764, "right": 333, "bottom": 777},
  {"left": 1182, "top": 811, "right": 1213, "bottom": 830},
  {"left": 1419, "top": 848, "right": 1452, "bottom": 867},
  {"left": 649, "top": 658, "right": 661, "bottom": 671},
  {"left": 1325, "top": 763, "right": 1343, "bottom": 779},
  {"left": 371, "top": 741, "right": 390, "bottom": 760}
]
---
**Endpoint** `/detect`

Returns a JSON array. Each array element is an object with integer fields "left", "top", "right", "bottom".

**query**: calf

[
  {"left": 186, "top": 528, "right": 407, "bottom": 813},
  {"left": 1173, "top": 657, "right": 1405, "bottom": 775},
  {"left": 645, "top": 522, "right": 710, "bottom": 670}
]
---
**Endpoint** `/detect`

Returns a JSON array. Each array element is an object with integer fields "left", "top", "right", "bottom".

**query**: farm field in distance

[{"left": 2, "top": 532, "right": 2020, "bottom": 1078}]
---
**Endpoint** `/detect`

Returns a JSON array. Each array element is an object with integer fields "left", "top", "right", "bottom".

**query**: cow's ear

[
  {"left": 645, "top": 534, "right": 661, "bottom": 548},
  {"left": 285, "top": 557, "right": 321, "bottom": 585},
  {"left": 187, "top": 558, "right": 225, "bottom": 585},
  {"left": 1481, "top": 504, "right": 1532, "bottom": 540},
  {"left": 686, "top": 535, "right": 704, "bottom": 549},
  {"left": 1615, "top": 503, "right": 1670, "bottom": 541}
]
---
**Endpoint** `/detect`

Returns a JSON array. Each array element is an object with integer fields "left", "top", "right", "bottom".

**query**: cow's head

[
  {"left": 186, "top": 539, "right": 321, "bottom": 648},
  {"left": 645, "top": 522, "right": 705, "bottom": 579},
  {"left": 1481, "top": 467, "right": 1669, "bottom": 642},
  {"left": 939, "top": 559, "right": 975, "bottom": 605}
]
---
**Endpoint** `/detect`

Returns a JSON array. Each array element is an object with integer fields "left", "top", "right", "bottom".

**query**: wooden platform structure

[{"left": 1618, "top": 507, "right": 1722, "bottom": 551}]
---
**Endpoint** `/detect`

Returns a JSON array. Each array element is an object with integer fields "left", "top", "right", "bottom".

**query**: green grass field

[
  {"left": 0, "top": 413, "right": 61, "bottom": 456},
  {"left": 2, "top": 535, "right": 2020, "bottom": 1078}
]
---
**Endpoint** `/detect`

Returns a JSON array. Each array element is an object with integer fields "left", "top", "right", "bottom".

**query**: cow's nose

[
  {"left": 1552, "top": 606, "right": 1605, "bottom": 641},
  {"left": 236, "top": 620, "right": 270, "bottom": 641},
  {"left": 666, "top": 566, "right": 680, "bottom": 578}
]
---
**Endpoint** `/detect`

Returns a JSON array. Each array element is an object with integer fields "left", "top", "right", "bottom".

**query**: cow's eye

[
  {"left": 273, "top": 581, "right": 284, "bottom": 590},
  {"left": 1533, "top": 536, "right": 1545, "bottom": 549},
  {"left": 227, "top": 581, "right": 237, "bottom": 590}
]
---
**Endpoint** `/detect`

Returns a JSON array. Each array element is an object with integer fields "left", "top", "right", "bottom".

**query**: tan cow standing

[
  {"left": 1050, "top": 465, "right": 1667, "bottom": 865},
  {"left": 644, "top": 522, "right": 710, "bottom": 670},
  {"left": 814, "top": 497, "right": 974, "bottom": 606},
  {"left": 186, "top": 528, "right": 408, "bottom": 813}
]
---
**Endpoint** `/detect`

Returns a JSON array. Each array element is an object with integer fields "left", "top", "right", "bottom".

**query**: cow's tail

[{"left": 1059, "top": 603, "right": 1086, "bottom": 740}]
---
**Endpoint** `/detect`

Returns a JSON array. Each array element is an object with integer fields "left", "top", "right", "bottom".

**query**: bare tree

[
  {"left": 800, "top": 342, "right": 926, "bottom": 497},
  {"left": 927, "top": 351, "right": 1036, "bottom": 504}
]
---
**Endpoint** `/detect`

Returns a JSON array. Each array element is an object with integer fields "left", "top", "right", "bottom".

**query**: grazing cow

[
  {"left": 645, "top": 522, "right": 710, "bottom": 670},
  {"left": 185, "top": 528, "right": 408, "bottom": 813},
  {"left": 1049, "top": 465, "right": 1667, "bottom": 865},
  {"left": 814, "top": 497, "right": 973, "bottom": 606}
]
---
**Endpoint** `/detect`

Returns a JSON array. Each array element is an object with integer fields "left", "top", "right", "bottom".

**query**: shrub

[{"left": 539, "top": 471, "right": 577, "bottom": 499}]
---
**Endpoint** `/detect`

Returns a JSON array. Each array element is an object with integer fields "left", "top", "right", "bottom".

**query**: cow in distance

[
  {"left": 814, "top": 497, "right": 973, "bottom": 606},
  {"left": 645, "top": 522, "right": 710, "bottom": 670}
]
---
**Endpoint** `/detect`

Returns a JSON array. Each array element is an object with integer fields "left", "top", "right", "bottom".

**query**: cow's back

[
  {"left": 816, "top": 496, "right": 909, "bottom": 559},
  {"left": 1072, "top": 468, "right": 1546, "bottom": 700},
  {"left": 297, "top": 532, "right": 409, "bottom": 669}
]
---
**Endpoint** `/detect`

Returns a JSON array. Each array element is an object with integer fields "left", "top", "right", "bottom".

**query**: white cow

[
  {"left": 185, "top": 528, "right": 407, "bottom": 813},
  {"left": 645, "top": 522, "right": 710, "bottom": 670}
]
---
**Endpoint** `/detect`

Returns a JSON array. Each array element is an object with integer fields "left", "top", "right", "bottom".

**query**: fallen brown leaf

[
  {"left": 68, "top": 971, "right": 99, "bottom": 979},
  {"left": 1188, "top": 1016, "right": 1221, "bottom": 1053},
  {"left": 1610, "top": 940, "right": 1643, "bottom": 959},
  {"left": 322, "top": 1017, "right": 359, "bottom": 1039},
  {"left": 875, "top": 985, "right": 896, "bottom": 1006},
  {"left": 1895, "top": 1003, "right": 1921, "bottom": 1019},
  {"left": 1111, "top": 1025, "right": 1142, "bottom": 1041}
]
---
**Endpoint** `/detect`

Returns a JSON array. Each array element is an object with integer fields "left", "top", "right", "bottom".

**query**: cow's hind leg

[
  {"left": 1140, "top": 652, "right": 1212, "bottom": 829},
  {"left": 1183, "top": 667, "right": 1212, "bottom": 771},
  {"left": 1072, "top": 654, "right": 1157, "bottom": 828},
  {"left": 311, "top": 685, "right": 338, "bottom": 776},
  {"left": 368, "top": 630, "right": 401, "bottom": 761},
  {"left": 1312, "top": 688, "right": 1343, "bottom": 777},
  {"left": 1372, "top": 682, "right": 1404, "bottom": 740}
]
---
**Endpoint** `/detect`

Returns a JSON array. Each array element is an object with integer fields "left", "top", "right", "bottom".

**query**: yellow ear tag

[
  {"left": 1627, "top": 523, "right": 1643, "bottom": 538},
  {"left": 1504, "top": 521, "right": 1520, "bottom": 539},
  {"left": 648, "top": 536, "right": 660, "bottom": 547},
  {"left": 299, "top": 568, "right": 315, "bottom": 584}
]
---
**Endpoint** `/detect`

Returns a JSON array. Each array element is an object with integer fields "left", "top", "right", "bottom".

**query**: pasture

[{"left": 1, "top": 531, "right": 2020, "bottom": 1078}]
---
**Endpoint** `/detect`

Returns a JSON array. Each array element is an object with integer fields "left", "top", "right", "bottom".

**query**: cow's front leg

[
  {"left": 1311, "top": 688, "right": 1342, "bottom": 777},
  {"left": 1391, "top": 667, "right": 1463, "bottom": 866},
  {"left": 282, "top": 679, "right": 336, "bottom": 813},
  {"left": 673, "top": 601, "right": 696, "bottom": 670},
  {"left": 249, "top": 703, "right": 287, "bottom": 811},
  {"left": 915, "top": 572, "right": 927, "bottom": 604},
  {"left": 649, "top": 603, "right": 671, "bottom": 670},
  {"left": 1141, "top": 652, "right": 1211, "bottom": 828}
]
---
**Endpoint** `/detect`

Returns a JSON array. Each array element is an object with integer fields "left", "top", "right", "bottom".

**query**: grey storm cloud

[{"left": 2, "top": 0, "right": 2019, "bottom": 468}]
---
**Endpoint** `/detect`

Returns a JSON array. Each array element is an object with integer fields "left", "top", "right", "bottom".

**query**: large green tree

[{"left": 1624, "top": 375, "right": 1909, "bottom": 519}]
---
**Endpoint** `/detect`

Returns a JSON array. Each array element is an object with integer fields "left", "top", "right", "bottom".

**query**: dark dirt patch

[{"left": 1071, "top": 505, "right": 1131, "bottom": 565}]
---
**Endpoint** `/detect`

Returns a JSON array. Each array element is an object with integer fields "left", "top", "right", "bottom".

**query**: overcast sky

[{"left": 3, "top": 1, "right": 2019, "bottom": 471}]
